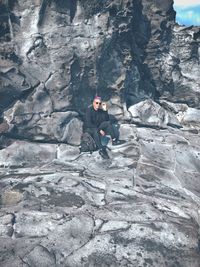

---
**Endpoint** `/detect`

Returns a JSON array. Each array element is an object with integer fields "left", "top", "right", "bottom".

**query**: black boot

[
  {"left": 99, "top": 148, "right": 109, "bottom": 159},
  {"left": 112, "top": 138, "right": 125, "bottom": 146}
]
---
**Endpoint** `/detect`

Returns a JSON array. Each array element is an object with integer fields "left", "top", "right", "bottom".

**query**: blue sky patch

[{"left": 174, "top": 5, "right": 200, "bottom": 26}]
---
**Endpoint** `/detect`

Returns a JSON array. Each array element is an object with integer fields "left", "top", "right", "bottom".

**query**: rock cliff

[
  {"left": 0, "top": 0, "right": 200, "bottom": 266},
  {"left": 0, "top": 0, "right": 199, "bottom": 141}
]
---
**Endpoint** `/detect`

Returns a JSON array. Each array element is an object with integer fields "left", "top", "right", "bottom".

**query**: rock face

[
  {"left": 0, "top": 0, "right": 200, "bottom": 266},
  {"left": 0, "top": 0, "right": 199, "bottom": 141},
  {"left": 0, "top": 125, "right": 200, "bottom": 266}
]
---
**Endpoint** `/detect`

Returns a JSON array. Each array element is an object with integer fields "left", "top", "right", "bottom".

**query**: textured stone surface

[
  {"left": 0, "top": 0, "right": 200, "bottom": 266},
  {"left": 128, "top": 99, "right": 181, "bottom": 129},
  {"left": 0, "top": 0, "right": 199, "bottom": 142},
  {"left": 0, "top": 124, "right": 200, "bottom": 266}
]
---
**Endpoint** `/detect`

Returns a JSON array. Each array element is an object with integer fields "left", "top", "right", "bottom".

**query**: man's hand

[{"left": 100, "top": 130, "right": 105, "bottom": 136}]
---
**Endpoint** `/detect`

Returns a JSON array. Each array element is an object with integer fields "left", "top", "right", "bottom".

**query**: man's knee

[{"left": 99, "top": 121, "right": 111, "bottom": 129}]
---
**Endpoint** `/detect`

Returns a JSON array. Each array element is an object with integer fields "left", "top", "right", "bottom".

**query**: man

[{"left": 85, "top": 96, "right": 121, "bottom": 159}]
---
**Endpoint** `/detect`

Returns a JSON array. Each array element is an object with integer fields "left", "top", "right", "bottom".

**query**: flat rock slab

[{"left": 0, "top": 125, "right": 200, "bottom": 267}]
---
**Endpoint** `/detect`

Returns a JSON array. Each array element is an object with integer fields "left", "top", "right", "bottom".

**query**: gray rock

[
  {"left": 181, "top": 107, "right": 200, "bottom": 127},
  {"left": 159, "top": 100, "right": 188, "bottom": 114},
  {"left": 0, "top": 123, "right": 200, "bottom": 266},
  {"left": 0, "top": 213, "right": 14, "bottom": 237},
  {"left": 23, "top": 245, "right": 56, "bottom": 267},
  {"left": 62, "top": 117, "right": 83, "bottom": 145},
  {"left": 0, "top": 1, "right": 200, "bottom": 266},
  {"left": 158, "top": 25, "right": 200, "bottom": 107},
  {"left": 57, "top": 144, "right": 81, "bottom": 162},
  {"left": 128, "top": 99, "right": 181, "bottom": 128},
  {"left": 0, "top": 141, "right": 56, "bottom": 167},
  {"left": 5, "top": 103, "right": 82, "bottom": 143}
]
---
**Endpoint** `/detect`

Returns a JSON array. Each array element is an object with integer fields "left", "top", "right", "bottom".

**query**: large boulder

[
  {"left": 128, "top": 99, "right": 181, "bottom": 129},
  {"left": 4, "top": 98, "right": 83, "bottom": 143},
  {"left": 0, "top": 141, "right": 57, "bottom": 167}
]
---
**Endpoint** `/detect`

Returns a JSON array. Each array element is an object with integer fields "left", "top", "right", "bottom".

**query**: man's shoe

[
  {"left": 112, "top": 139, "right": 125, "bottom": 146},
  {"left": 99, "top": 148, "right": 109, "bottom": 159}
]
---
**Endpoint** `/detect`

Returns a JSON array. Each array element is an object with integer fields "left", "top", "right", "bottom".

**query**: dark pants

[{"left": 86, "top": 121, "right": 117, "bottom": 150}]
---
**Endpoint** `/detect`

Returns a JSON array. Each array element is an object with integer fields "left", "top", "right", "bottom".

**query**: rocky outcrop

[
  {"left": 128, "top": 99, "right": 182, "bottom": 129},
  {"left": 0, "top": 0, "right": 199, "bottom": 142},
  {"left": 157, "top": 25, "right": 200, "bottom": 108},
  {"left": 0, "top": 0, "right": 200, "bottom": 266}
]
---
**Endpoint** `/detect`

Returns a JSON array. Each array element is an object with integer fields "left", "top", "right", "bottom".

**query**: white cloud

[{"left": 174, "top": 0, "right": 200, "bottom": 8}]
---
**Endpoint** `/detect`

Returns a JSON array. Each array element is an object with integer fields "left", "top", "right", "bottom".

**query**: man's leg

[
  {"left": 86, "top": 128, "right": 109, "bottom": 159},
  {"left": 99, "top": 121, "right": 123, "bottom": 146},
  {"left": 98, "top": 121, "right": 117, "bottom": 140}
]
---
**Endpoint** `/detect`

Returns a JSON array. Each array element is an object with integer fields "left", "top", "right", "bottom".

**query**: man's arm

[
  {"left": 85, "top": 108, "right": 96, "bottom": 128},
  {"left": 99, "top": 110, "right": 109, "bottom": 136},
  {"left": 104, "top": 111, "right": 109, "bottom": 121}
]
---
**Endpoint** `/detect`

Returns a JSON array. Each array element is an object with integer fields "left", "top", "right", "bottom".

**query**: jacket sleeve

[
  {"left": 104, "top": 111, "right": 109, "bottom": 121},
  {"left": 85, "top": 108, "right": 96, "bottom": 128}
]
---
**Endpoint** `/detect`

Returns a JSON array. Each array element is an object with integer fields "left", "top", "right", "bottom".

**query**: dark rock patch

[{"left": 41, "top": 191, "right": 85, "bottom": 208}]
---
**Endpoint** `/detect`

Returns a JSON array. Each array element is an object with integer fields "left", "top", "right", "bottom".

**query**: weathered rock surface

[
  {"left": 128, "top": 99, "right": 181, "bottom": 129},
  {"left": 0, "top": 124, "right": 200, "bottom": 266},
  {"left": 0, "top": 0, "right": 200, "bottom": 266}
]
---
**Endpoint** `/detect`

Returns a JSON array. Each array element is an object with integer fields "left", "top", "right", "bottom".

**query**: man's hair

[{"left": 93, "top": 96, "right": 102, "bottom": 102}]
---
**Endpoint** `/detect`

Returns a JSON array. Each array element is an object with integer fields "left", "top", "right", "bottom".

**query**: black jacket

[{"left": 85, "top": 106, "right": 109, "bottom": 129}]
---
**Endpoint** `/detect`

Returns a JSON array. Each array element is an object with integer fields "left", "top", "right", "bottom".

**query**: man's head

[{"left": 93, "top": 96, "right": 102, "bottom": 111}]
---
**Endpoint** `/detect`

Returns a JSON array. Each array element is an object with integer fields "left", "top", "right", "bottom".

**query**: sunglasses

[{"left": 95, "top": 102, "right": 101, "bottom": 105}]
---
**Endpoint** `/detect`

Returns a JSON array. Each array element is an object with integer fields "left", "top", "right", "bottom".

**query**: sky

[{"left": 174, "top": 0, "right": 200, "bottom": 26}]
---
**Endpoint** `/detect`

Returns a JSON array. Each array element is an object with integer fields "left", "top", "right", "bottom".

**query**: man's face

[{"left": 93, "top": 100, "right": 101, "bottom": 110}]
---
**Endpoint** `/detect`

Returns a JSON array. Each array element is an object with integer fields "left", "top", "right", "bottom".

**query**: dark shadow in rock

[
  {"left": 0, "top": 2, "right": 11, "bottom": 42},
  {"left": 38, "top": 0, "right": 52, "bottom": 26},
  {"left": 10, "top": 12, "right": 20, "bottom": 25},
  {"left": 109, "top": 114, "right": 121, "bottom": 140},
  {"left": 13, "top": 182, "right": 32, "bottom": 192},
  {"left": 84, "top": 253, "right": 119, "bottom": 267},
  {"left": 0, "top": 68, "right": 31, "bottom": 113},
  {"left": 41, "top": 191, "right": 85, "bottom": 208},
  {"left": 2, "top": 51, "right": 22, "bottom": 64},
  {"left": 0, "top": 85, "right": 19, "bottom": 112},
  {"left": 122, "top": 0, "right": 174, "bottom": 109},
  {"left": 7, "top": 0, "right": 18, "bottom": 11},
  {"left": 70, "top": 56, "right": 97, "bottom": 115},
  {"left": 38, "top": 0, "right": 78, "bottom": 26},
  {"left": 0, "top": 135, "right": 13, "bottom": 150},
  {"left": 54, "top": 0, "right": 78, "bottom": 23},
  {"left": 193, "top": 30, "right": 200, "bottom": 41},
  {"left": 198, "top": 239, "right": 200, "bottom": 253},
  {"left": 69, "top": 0, "right": 77, "bottom": 23},
  {"left": 79, "top": 0, "right": 109, "bottom": 19}
]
